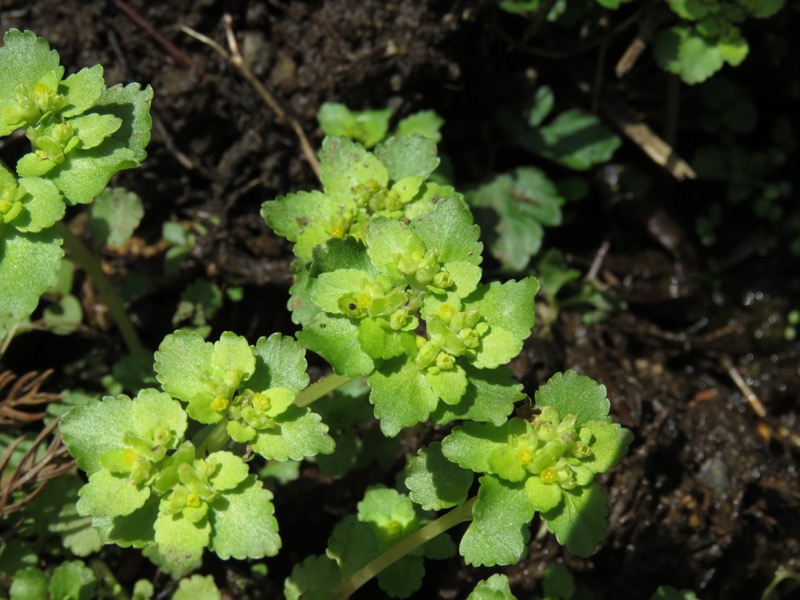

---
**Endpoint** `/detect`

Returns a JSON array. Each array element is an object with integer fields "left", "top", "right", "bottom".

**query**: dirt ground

[{"left": 2, "top": 1, "right": 799, "bottom": 598}]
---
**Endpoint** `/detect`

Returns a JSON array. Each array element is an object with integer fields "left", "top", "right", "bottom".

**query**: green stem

[
  {"left": 57, "top": 223, "right": 144, "bottom": 355},
  {"left": 294, "top": 372, "right": 352, "bottom": 407},
  {"left": 194, "top": 421, "right": 229, "bottom": 455},
  {"left": 332, "top": 496, "right": 477, "bottom": 598}
]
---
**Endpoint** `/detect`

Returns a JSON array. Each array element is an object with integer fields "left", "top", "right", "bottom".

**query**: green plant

[
  {"left": 1, "top": 29, "right": 632, "bottom": 598},
  {"left": 0, "top": 30, "right": 152, "bottom": 340}
]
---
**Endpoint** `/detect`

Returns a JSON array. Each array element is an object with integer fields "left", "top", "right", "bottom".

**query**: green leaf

[
  {"left": 71, "top": 112, "right": 123, "bottom": 149},
  {"left": 374, "top": 135, "right": 440, "bottom": 181},
  {"left": 77, "top": 468, "right": 150, "bottom": 518},
  {"left": 248, "top": 333, "right": 309, "bottom": 392},
  {"left": 61, "top": 64, "right": 105, "bottom": 117},
  {"left": 396, "top": 110, "right": 444, "bottom": 142},
  {"left": 527, "top": 86, "right": 554, "bottom": 128},
  {"left": 441, "top": 420, "right": 516, "bottom": 474},
  {"left": 0, "top": 228, "right": 63, "bottom": 339},
  {"left": 541, "top": 481, "right": 608, "bottom": 557},
  {"left": 327, "top": 516, "right": 380, "bottom": 577},
  {"left": 311, "top": 236, "right": 373, "bottom": 274},
  {"left": 580, "top": 420, "right": 633, "bottom": 474},
  {"left": 410, "top": 197, "right": 483, "bottom": 265},
  {"left": 153, "top": 510, "right": 210, "bottom": 574},
  {"left": 467, "top": 574, "right": 517, "bottom": 600},
  {"left": 525, "top": 109, "right": 621, "bottom": 170},
  {"left": 472, "top": 277, "right": 539, "bottom": 340},
  {"left": 262, "top": 190, "right": 356, "bottom": 259},
  {"left": 666, "top": 0, "right": 709, "bottom": 19},
  {"left": 426, "top": 366, "right": 468, "bottom": 405},
  {"left": 524, "top": 475, "right": 564, "bottom": 513},
  {"left": 460, "top": 475, "right": 534, "bottom": 566},
  {"left": 466, "top": 168, "right": 564, "bottom": 271},
  {"left": 50, "top": 82, "right": 153, "bottom": 205},
  {"left": 206, "top": 451, "right": 250, "bottom": 491},
  {"left": 172, "top": 575, "right": 221, "bottom": 600},
  {"left": 542, "top": 564, "right": 577, "bottom": 600},
  {"left": 95, "top": 496, "right": 159, "bottom": 548},
  {"left": 298, "top": 313, "right": 375, "bottom": 377},
  {"left": 432, "top": 365, "right": 523, "bottom": 426},
  {"left": 310, "top": 268, "right": 379, "bottom": 313},
  {"left": 88, "top": 186, "right": 143, "bottom": 248},
  {"left": 317, "top": 102, "right": 392, "bottom": 148},
  {"left": 320, "top": 136, "right": 388, "bottom": 195},
  {"left": 405, "top": 442, "right": 473, "bottom": 510},
  {"left": 472, "top": 326, "right": 524, "bottom": 370},
  {"left": 653, "top": 26, "right": 723, "bottom": 85},
  {"left": 377, "top": 555, "right": 425, "bottom": 598},
  {"left": 210, "top": 477, "right": 281, "bottom": 559},
  {"left": 284, "top": 554, "right": 342, "bottom": 600},
  {"left": 9, "top": 567, "right": 48, "bottom": 600},
  {"left": 60, "top": 390, "right": 187, "bottom": 475},
  {"left": 0, "top": 30, "right": 63, "bottom": 135},
  {"left": 749, "top": 0, "right": 784, "bottom": 18},
  {"left": 365, "top": 218, "right": 426, "bottom": 276},
  {"left": 534, "top": 370, "right": 610, "bottom": 426},
  {"left": 154, "top": 330, "right": 217, "bottom": 421},
  {"left": 15, "top": 176, "right": 65, "bottom": 233},
  {"left": 48, "top": 560, "right": 97, "bottom": 600},
  {"left": 718, "top": 35, "right": 749, "bottom": 67},
  {"left": 251, "top": 406, "right": 335, "bottom": 461},
  {"left": 368, "top": 358, "right": 439, "bottom": 436}
]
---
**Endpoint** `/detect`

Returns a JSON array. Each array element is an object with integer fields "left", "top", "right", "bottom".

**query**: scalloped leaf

[
  {"left": 374, "top": 135, "right": 440, "bottom": 181},
  {"left": 431, "top": 365, "right": 523, "bottom": 426},
  {"left": 317, "top": 102, "right": 392, "bottom": 148},
  {"left": 60, "top": 390, "right": 186, "bottom": 475},
  {"left": 410, "top": 197, "right": 483, "bottom": 265},
  {"left": 61, "top": 64, "right": 106, "bottom": 118},
  {"left": 248, "top": 333, "right": 309, "bottom": 392},
  {"left": 50, "top": 82, "right": 153, "bottom": 205},
  {"left": 285, "top": 554, "right": 342, "bottom": 600},
  {"left": 77, "top": 469, "right": 150, "bottom": 518},
  {"left": 654, "top": 26, "right": 724, "bottom": 85},
  {"left": 88, "top": 186, "right": 143, "bottom": 248},
  {"left": 534, "top": 370, "right": 610, "bottom": 426},
  {"left": 297, "top": 313, "right": 375, "bottom": 377},
  {"left": 262, "top": 190, "right": 356, "bottom": 259},
  {"left": 0, "top": 29, "right": 63, "bottom": 135},
  {"left": 0, "top": 228, "right": 63, "bottom": 339},
  {"left": 209, "top": 477, "right": 281, "bottom": 560},
  {"left": 460, "top": 475, "right": 534, "bottom": 566},
  {"left": 368, "top": 358, "right": 439, "bottom": 436},
  {"left": 172, "top": 575, "right": 221, "bottom": 600},
  {"left": 396, "top": 110, "right": 444, "bottom": 142},
  {"left": 441, "top": 420, "right": 515, "bottom": 474},
  {"left": 320, "top": 136, "right": 388, "bottom": 194},
  {"left": 467, "top": 574, "right": 516, "bottom": 600},
  {"left": 251, "top": 406, "right": 335, "bottom": 461},
  {"left": 541, "top": 481, "right": 608, "bottom": 557},
  {"left": 405, "top": 442, "right": 473, "bottom": 511},
  {"left": 153, "top": 510, "right": 210, "bottom": 574},
  {"left": 466, "top": 167, "right": 564, "bottom": 271},
  {"left": 580, "top": 419, "right": 633, "bottom": 474},
  {"left": 14, "top": 176, "right": 65, "bottom": 233}
]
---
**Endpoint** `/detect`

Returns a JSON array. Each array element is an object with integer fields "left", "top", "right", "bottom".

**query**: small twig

[
  {"left": 180, "top": 15, "right": 321, "bottom": 181},
  {"left": 721, "top": 354, "right": 767, "bottom": 418},
  {"left": 112, "top": 0, "right": 195, "bottom": 69}
]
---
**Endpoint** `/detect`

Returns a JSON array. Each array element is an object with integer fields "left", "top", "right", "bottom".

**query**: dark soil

[{"left": 2, "top": 1, "right": 799, "bottom": 599}]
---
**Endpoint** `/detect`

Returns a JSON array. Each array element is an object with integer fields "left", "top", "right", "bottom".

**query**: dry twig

[
  {"left": 0, "top": 370, "right": 74, "bottom": 517},
  {"left": 180, "top": 15, "right": 321, "bottom": 180}
]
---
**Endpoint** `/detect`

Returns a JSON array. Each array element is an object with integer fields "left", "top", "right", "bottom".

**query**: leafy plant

[
  {"left": 654, "top": 0, "right": 786, "bottom": 84},
  {"left": 0, "top": 30, "right": 152, "bottom": 339},
  {"left": 0, "top": 30, "right": 633, "bottom": 596},
  {"left": 317, "top": 102, "right": 444, "bottom": 148}
]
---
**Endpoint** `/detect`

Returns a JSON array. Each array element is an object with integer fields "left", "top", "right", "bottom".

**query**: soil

[{"left": 2, "top": 1, "right": 799, "bottom": 599}]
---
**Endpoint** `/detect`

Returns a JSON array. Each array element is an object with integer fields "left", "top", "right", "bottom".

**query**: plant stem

[
  {"left": 194, "top": 421, "right": 230, "bottom": 455},
  {"left": 294, "top": 372, "right": 352, "bottom": 407},
  {"left": 332, "top": 496, "right": 477, "bottom": 598},
  {"left": 57, "top": 223, "right": 144, "bottom": 355}
]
